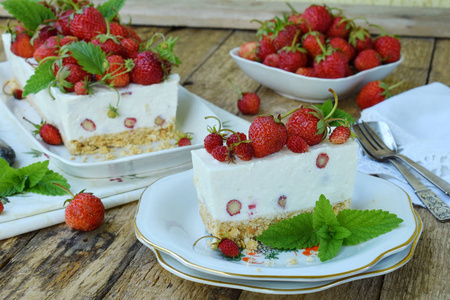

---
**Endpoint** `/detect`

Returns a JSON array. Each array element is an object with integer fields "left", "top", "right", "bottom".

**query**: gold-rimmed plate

[
  {"left": 134, "top": 169, "right": 418, "bottom": 282},
  {"left": 139, "top": 209, "right": 421, "bottom": 294}
]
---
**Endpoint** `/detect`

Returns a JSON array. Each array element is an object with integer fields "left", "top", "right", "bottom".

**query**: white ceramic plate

[
  {"left": 134, "top": 169, "right": 417, "bottom": 282},
  {"left": 0, "top": 62, "right": 249, "bottom": 178},
  {"left": 137, "top": 209, "right": 421, "bottom": 294},
  {"left": 230, "top": 47, "right": 403, "bottom": 103}
]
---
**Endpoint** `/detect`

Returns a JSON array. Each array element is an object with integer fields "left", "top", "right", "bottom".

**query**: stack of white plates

[{"left": 134, "top": 169, "right": 422, "bottom": 295}]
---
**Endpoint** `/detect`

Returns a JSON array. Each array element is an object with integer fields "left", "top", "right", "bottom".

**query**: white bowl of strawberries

[{"left": 230, "top": 4, "right": 403, "bottom": 103}]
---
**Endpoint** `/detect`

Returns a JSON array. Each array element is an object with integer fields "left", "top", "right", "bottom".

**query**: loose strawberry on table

[
  {"left": 356, "top": 80, "right": 403, "bottom": 110},
  {"left": 23, "top": 117, "right": 63, "bottom": 145}
]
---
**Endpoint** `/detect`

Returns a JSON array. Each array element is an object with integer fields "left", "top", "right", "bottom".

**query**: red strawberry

[
  {"left": 278, "top": 37, "right": 308, "bottom": 72},
  {"left": 55, "top": 10, "right": 74, "bottom": 36},
  {"left": 349, "top": 26, "right": 373, "bottom": 53},
  {"left": 10, "top": 31, "right": 35, "bottom": 58},
  {"left": 238, "top": 93, "right": 260, "bottom": 115},
  {"left": 300, "top": 5, "right": 333, "bottom": 33},
  {"left": 226, "top": 132, "right": 247, "bottom": 147},
  {"left": 218, "top": 238, "right": 240, "bottom": 257},
  {"left": 326, "top": 16, "right": 352, "bottom": 39},
  {"left": 176, "top": 132, "right": 193, "bottom": 147},
  {"left": 23, "top": 117, "right": 63, "bottom": 145},
  {"left": 329, "top": 125, "right": 351, "bottom": 144},
  {"left": 121, "top": 37, "right": 140, "bottom": 59},
  {"left": 32, "top": 25, "right": 57, "bottom": 50},
  {"left": 286, "top": 134, "right": 309, "bottom": 153},
  {"left": 204, "top": 133, "right": 224, "bottom": 153},
  {"left": 69, "top": 6, "right": 107, "bottom": 41},
  {"left": 234, "top": 142, "right": 254, "bottom": 161},
  {"left": 65, "top": 191, "right": 105, "bottom": 231},
  {"left": 33, "top": 36, "right": 60, "bottom": 62},
  {"left": 60, "top": 35, "right": 78, "bottom": 46},
  {"left": 248, "top": 115, "right": 288, "bottom": 158},
  {"left": 0, "top": 198, "right": 9, "bottom": 214},
  {"left": 354, "top": 49, "right": 381, "bottom": 72},
  {"left": 131, "top": 51, "right": 164, "bottom": 85},
  {"left": 263, "top": 53, "right": 279, "bottom": 67},
  {"left": 313, "top": 48, "right": 347, "bottom": 79},
  {"left": 109, "top": 22, "right": 129, "bottom": 38},
  {"left": 272, "top": 23, "right": 301, "bottom": 52},
  {"left": 256, "top": 36, "right": 276, "bottom": 62},
  {"left": 302, "top": 31, "right": 325, "bottom": 58},
  {"left": 102, "top": 55, "right": 132, "bottom": 87},
  {"left": 286, "top": 107, "right": 326, "bottom": 146},
  {"left": 328, "top": 37, "right": 355, "bottom": 63},
  {"left": 55, "top": 63, "right": 89, "bottom": 92},
  {"left": 356, "top": 80, "right": 402, "bottom": 110},
  {"left": 91, "top": 37, "right": 123, "bottom": 56},
  {"left": 374, "top": 35, "right": 401, "bottom": 63},
  {"left": 3, "top": 81, "right": 24, "bottom": 100},
  {"left": 211, "top": 145, "right": 231, "bottom": 162},
  {"left": 193, "top": 236, "right": 241, "bottom": 258},
  {"left": 295, "top": 67, "right": 317, "bottom": 77},
  {"left": 126, "top": 26, "right": 142, "bottom": 43},
  {"left": 239, "top": 41, "right": 257, "bottom": 61},
  {"left": 74, "top": 81, "right": 89, "bottom": 95}
]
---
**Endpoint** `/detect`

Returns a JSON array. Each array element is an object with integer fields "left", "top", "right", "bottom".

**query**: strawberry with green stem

[
  {"left": 203, "top": 116, "right": 228, "bottom": 153},
  {"left": 176, "top": 132, "right": 193, "bottom": 147},
  {"left": 371, "top": 24, "right": 401, "bottom": 63},
  {"left": 277, "top": 30, "right": 308, "bottom": 72},
  {"left": 356, "top": 80, "right": 403, "bottom": 110},
  {"left": 313, "top": 36, "right": 347, "bottom": 79},
  {"left": 229, "top": 79, "right": 260, "bottom": 115},
  {"left": 193, "top": 235, "right": 241, "bottom": 258},
  {"left": 23, "top": 117, "right": 63, "bottom": 145}
]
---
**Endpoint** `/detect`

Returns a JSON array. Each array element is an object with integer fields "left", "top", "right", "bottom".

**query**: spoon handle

[
  {"left": 395, "top": 154, "right": 450, "bottom": 196},
  {"left": 389, "top": 159, "right": 450, "bottom": 222}
]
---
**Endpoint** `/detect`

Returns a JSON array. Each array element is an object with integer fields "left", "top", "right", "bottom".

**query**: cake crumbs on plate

[
  {"left": 306, "top": 256, "right": 315, "bottom": 262},
  {"left": 286, "top": 257, "right": 298, "bottom": 265},
  {"left": 265, "top": 258, "right": 275, "bottom": 267}
]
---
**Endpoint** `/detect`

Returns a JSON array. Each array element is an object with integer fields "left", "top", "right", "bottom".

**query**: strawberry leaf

[
  {"left": 27, "top": 169, "right": 70, "bottom": 196},
  {"left": 23, "top": 60, "right": 56, "bottom": 97},
  {"left": 97, "top": 0, "right": 127, "bottom": 21},
  {"left": 66, "top": 41, "right": 107, "bottom": 75},
  {"left": 1, "top": 0, "right": 55, "bottom": 32},
  {"left": 315, "top": 100, "right": 355, "bottom": 127}
]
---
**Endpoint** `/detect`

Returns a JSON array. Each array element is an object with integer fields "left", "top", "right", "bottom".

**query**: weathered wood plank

[
  {"left": 0, "top": 202, "right": 141, "bottom": 299},
  {"left": 429, "top": 39, "right": 450, "bottom": 85}
]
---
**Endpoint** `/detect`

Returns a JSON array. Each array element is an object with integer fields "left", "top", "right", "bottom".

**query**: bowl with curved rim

[{"left": 229, "top": 47, "right": 403, "bottom": 103}]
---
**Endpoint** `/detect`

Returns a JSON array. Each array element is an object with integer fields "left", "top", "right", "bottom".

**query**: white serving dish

[
  {"left": 230, "top": 47, "right": 403, "bottom": 103},
  {"left": 135, "top": 169, "right": 418, "bottom": 282}
]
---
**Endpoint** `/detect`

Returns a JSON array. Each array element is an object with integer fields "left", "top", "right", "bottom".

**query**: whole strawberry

[
  {"left": 101, "top": 55, "right": 132, "bottom": 88},
  {"left": 328, "top": 37, "right": 355, "bottom": 63},
  {"left": 300, "top": 4, "right": 333, "bottom": 33},
  {"left": 248, "top": 115, "right": 288, "bottom": 158},
  {"left": 263, "top": 53, "right": 279, "bottom": 68},
  {"left": 176, "top": 132, "right": 193, "bottom": 147},
  {"left": 256, "top": 36, "right": 276, "bottom": 62},
  {"left": 204, "top": 116, "right": 226, "bottom": 153},
  {"left": 349, "top": 26, "right": 373, "bottom": 53},
  {"left": 313, "top": 46, "right": 347, "bottom": 79},
  {"left": 69, "top": 6, "right": 107, "bottom": 41},
  {"left": 23, "top": 117, "right": 63, "bottom": 145},
  {"left": 230, "top": 81, "right": 260, "bottom": 115},
  {"left": 54, "top": 63, "right": 90, "bottom": 93},
  {"left": 301, "top": 31, "right": 325, "bottom": 58},
  {"left": 193, "top": 236, "right": 241, "bottom": 258},
  {"left": 239, "top": 41, "right": 257, "bottom": 61},
  {"left": 33, "top": 36, "right": 60, "bottom": 62},
  {"left": 286, "top": 107, "right": 326, "bottom": 146},
  {"left": 356, "top": 80, "right": 402, "bottom": 110},
  {"left": 131, "top": 51, "right": 164, "bottom": 85},
  {"left": 326, "top": 16, "right": 352, "bottom": 39},
  {"left": 278, "top": 39, "right": 308, "bottom": 72},
  {"left": 329, "top": 125, "right": 351, "bottom": 144},
  {"left": 374, "top": 35, "right": 401, "bottom": 63},
  {"left": 65, "top": 191, "right": 105, "bottom": 231},
  {"left": 10, "top": 31, "right": 35, "bottom": 58},
  {"left": 354, "top": 49, "right": 381, "bottom": 72}
]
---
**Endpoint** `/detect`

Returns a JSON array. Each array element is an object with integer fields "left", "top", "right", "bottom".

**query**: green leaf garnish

[
  {"left": 257, "top": 194, "right": 403, "bottom": 262},
  {"left": 97, "top": 0, "right": 127, "bottom": 21},
  {"left": 65, "top": 41, "right": 107, "bottom": 75},
  {"left": 315, "top": 100, "right": 355, "bottom": 127},
  {"left": 0, "top": 158, "right": 70, "bottom": 197},
  {"left": 1, "top": 0, "right": 55, "bottom": 32},
  {"left": 23, "top": 60, "right": 55, "bottom": 97}
]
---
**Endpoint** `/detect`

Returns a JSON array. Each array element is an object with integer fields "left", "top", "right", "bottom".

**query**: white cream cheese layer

[
  {"left": 2, "top": 33, "right": 179, "bottom": 143},
  {"left": 192, "top": 139, "right": 358, "bottom": 222}
]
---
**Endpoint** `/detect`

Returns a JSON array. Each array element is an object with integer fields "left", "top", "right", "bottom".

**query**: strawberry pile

[
  {"left": 204, "top": 89, "right": 355, "bottom": 162},
  {"left": 238, "top": 4, "right": 401, "bottom": 79},
  {"left": 2, "top": 0, "right": 181, "bottom": 98}
]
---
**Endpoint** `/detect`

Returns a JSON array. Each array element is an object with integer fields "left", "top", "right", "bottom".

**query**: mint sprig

[
  {"left": 97, "top": 0, "right": 127, "bottom": 21},
  {"left": 315, "top": 100, "right": 355, "bottom": 127},
  {"left": 65, "top": 41, "right": 107, "bottom": 75},
  {"left": 1, "top": 0, "right": 55, "bottom": 32},
  {"left": 257, "top": 195, "right": 403, "bottom": 262},
  {"left": 0, "top": 159, "right": 70, "bottom": 197},
  {"left": 23, "top": 60, "right": 56, "bottom": 97}
]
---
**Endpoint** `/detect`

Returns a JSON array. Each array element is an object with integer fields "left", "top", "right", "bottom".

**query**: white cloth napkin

[{"left": 357, "top": 82, "right": 450, "bottom": 207}]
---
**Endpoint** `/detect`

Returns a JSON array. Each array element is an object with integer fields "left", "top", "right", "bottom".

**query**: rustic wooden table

[{"left": 0, "top": 22, "right": 449, "bottom": 299}]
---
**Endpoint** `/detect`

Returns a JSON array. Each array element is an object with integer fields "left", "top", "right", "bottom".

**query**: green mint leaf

[
  {"left": 23, "top": 60, "right": 55, "bottom": 97},
  {"left": 1, "top": 0, "right": 55, "bottom": 32},
  {"left": 19, "top": 160, "right": 50, "bottom": 188},
  {"left": 257, "top": 212, "right": 318, "bottom": 249},
  {"left": 315, "top": 100, "right": 355, "bottom": 126},
  {"left": 337, "top": 209, "right": 404, "bottom": 245},
  {"left": 313, "top": 194, "right": 340, "bottom": 230},
  {"left": 27, "top": 169, "right": 70, "bottom": 196},
  {"left": 318, "top": 236, "right": 344, "bottom": 262},
  {"left": 0, "top": 165, "right": 26, "bottom": 197},
  {"left": 97, "top": 0, "right": 127, "bottom": 21},
  {"left": 316, "top": 224, "right": 351, "bottom": 241},
  {"left": 66, "top": 41, "right": 107, "bottom": 75}
]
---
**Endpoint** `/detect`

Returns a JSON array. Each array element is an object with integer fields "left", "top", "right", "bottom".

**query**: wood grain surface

[{"left": 0, "top": 16, "right": 449, "bottom": 300}]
